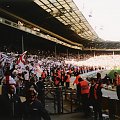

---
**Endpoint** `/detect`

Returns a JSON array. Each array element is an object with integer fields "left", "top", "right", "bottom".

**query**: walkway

[{"left": 50, "top": 112, "right": 92, "bottom": 120}]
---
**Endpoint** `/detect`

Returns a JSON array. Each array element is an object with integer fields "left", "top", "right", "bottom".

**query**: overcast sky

[{"left": 73, "top": 0, "right": 120, "bottom": 41}]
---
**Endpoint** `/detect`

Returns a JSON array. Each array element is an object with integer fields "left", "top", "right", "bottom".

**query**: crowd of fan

[
  {"left": 0, "top": 50, "right": 114, "bottom": 120},
  {"left": 0, "top": 50, "right": 102, "bottom": 89}
]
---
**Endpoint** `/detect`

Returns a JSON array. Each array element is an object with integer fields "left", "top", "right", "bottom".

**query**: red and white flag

[{"left": 16, "top": 51, "right": 27, "bottom": 70}]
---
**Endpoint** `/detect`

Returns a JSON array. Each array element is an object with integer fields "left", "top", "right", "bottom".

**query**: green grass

[{"left": 108, "top": 68, "right": 120, "bottom": 79}]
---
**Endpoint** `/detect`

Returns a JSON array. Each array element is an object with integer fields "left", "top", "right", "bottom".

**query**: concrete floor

[{"left": 50, "top": 112, "right": 93, "bottom": 120}]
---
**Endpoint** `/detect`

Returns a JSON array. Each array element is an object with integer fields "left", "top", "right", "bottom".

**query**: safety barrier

[
  {"left": 102, "top": 97, "right": 120, "bottom": 119},
  {"left": 44, "top": 85, "right": 78, "bottom": 114},
  {"left": 44, "top": 84, "right": 120, "bottom": 119}
]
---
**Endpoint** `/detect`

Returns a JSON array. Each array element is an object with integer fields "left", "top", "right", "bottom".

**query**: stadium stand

[{"left": 0, "top": 0, "right": 120, "bottom": 120}]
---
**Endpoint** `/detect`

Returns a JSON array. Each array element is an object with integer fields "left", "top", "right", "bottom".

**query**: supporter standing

[
  {"left": 78, "top": 77, "right": 90, "bottom": 117},
  {"left": 0, "top": 61, "right": 4, "bottom": 85},
  {"left": 54, "top": 74, "right": 62, "bottom": 114},
  {"left": 0, "top": 84, "right": 22, "bottom": 120},
  {"left": 114, "top": 72, "right": 120, "bottom": 100},
  {"left": 73, "top": 73, "right": 81, "bottom": 100},
  {"left": 61, "top": 70, "right": 65, "bottom": 86},
  {"left": 36, "top": 77, "right": 45, "bottom": 107},
  {"left": 64, "top": 72, "right": 70, "bottom": 89},
  {"left": 25, "top": 71, "right": 38, "bottom": 92},
  {"left": 41, "top": 70, "right": 47, "bottom": 82},
  {"left": 103, "top": 74, "right": 111, "bottom": 85},
  {"left": 89, "top": 78, "right": 103, "bottom": 120},
  {"left": 23, "top": 66, "right": 30, "bottom": 86},
  {"left": 96, "top": 72, "right": 102, "bottom": 84},
  {"left": 54, "top": 73, "right": 61, "bottom": 87},
  {"left": 22, "top": 88, "right": 51, "bottom": 120}
]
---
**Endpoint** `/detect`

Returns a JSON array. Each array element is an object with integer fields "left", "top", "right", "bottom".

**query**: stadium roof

[
  {"left": 33, "top": 0, "right": 98, "bottom": 41},
  {"left": 0, "top": 0, "right": 99, "bottom": 49}
]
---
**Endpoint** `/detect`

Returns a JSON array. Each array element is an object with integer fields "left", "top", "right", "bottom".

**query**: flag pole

[{"left": 22, "top": 35, "right": 24, "bottom": 53}]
